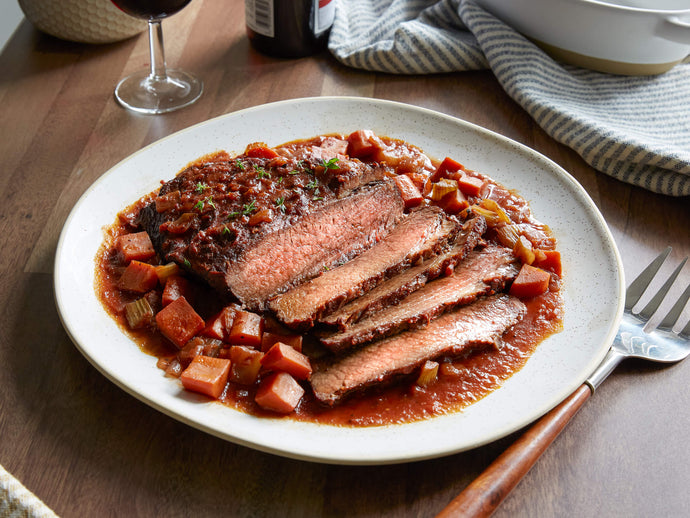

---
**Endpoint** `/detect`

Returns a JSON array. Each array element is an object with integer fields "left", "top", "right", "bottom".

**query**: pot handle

[{"left": 661, "top": 16, "right": 690, "bottom": 45}]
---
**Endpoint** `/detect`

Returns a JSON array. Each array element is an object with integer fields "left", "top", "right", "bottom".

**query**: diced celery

[
  {"left": 125, "top": 297, "right": 154, "bottom": 329},
  {"left": 416, "top": 360, "right": 439, "bottom": 387}
]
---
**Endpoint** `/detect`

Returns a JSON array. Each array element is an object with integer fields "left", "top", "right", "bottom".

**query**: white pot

[
  {"left": 19, "top": 0, "right": 146, "bottom": 44},
  {"left": 475, "top": 0, "right": 690, "bottom": 75}
]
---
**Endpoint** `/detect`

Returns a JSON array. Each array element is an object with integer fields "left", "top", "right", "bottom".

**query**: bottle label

[
  {"left": 314, "top": 0, "right": 335, "bottom": 35},
  {"left": 245, "top": 0, "right": 274, "bottom": 38}
]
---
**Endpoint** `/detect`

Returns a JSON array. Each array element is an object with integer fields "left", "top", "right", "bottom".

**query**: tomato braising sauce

[{"left": 95, "top": 131, "right": 563, "bottom": 426}]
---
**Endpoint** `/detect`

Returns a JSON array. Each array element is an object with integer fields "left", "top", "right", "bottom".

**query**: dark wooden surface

[{"left": 1, "top": 2, "right": 688, "bottom": 517}]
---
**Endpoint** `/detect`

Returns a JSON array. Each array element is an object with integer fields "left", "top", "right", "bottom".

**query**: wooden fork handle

[{"left": 436, "top": 384, "right": 592, "bottom": 518}]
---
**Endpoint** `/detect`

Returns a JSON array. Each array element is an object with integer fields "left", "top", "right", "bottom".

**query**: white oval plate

[{"left": 54, "top": 97, "right": 624, "bottom": 465}]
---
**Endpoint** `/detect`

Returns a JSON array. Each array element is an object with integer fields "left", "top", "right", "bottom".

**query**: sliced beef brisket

[
  {"left": 310, "top": 294, "right": 527, "bottom": 405},
  {"left": 138, "top": 143, "right": 402, "bottom": 310},
  {"left": 223, "top": 181, "right": 404, "bottom": 309},
  {"left": 319, "top": 244, "right": 520, "bottom": 353},
  {"left": 268, "top": 206, "right": 460, "bottom": 330},
  {"left": 319, "top": 216, "right": 487, "bottom": 330}
]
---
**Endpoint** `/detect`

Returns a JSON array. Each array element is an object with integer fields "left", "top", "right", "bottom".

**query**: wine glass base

[{"left": 115, "top": 69, "right": 203, "bottom": 115}]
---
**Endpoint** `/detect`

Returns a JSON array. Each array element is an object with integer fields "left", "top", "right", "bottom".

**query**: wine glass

[{"left": 111, "top": 0, "right": 203, "bottom": 114}]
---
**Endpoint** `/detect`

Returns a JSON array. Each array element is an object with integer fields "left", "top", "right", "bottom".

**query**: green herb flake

[
  {"left": 194, "top": 200, "right": 204, "bottom": 211},
  {"left": 275, "top": 196, "right": 286, "bottom": 212},
  {"left": 222, "top": 225, "right": 232, "bottom": 236},
  {"left": 256, "top": 167, "right": 270, "bottom": 179},
  {"left": 183, "top": 258, "right": 191, "bottom": 268},
  {"left": 242, "top": 200, "right": 256, "bottom": 215},
  {"left": 194, "top": 182, "right": 207, "bottom": 193},
  {"left": 306, "top": 179, "right": 319, "bottom": 190},
  {"left": 227, "top": 211, "right": 240, "bottom": 220},
  {"left": 322, "top": 157, "right": 340, "bottom": 170}
]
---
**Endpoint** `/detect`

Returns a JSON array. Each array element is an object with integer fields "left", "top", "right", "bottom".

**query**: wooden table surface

[{"left": 1, "top": 2, "right": 688, "bottom": 517}]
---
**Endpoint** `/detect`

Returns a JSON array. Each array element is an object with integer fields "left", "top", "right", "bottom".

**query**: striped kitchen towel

[{"left": 329, "top": 0, "right": 690, "bottom": 196}]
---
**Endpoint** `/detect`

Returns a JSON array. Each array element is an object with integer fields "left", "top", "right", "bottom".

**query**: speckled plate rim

[{"left": 54, "top": 97, "right": 625, "bottom": 465}]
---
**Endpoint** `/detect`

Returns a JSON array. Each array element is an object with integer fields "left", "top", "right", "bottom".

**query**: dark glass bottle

[{"left": 245, "top": 0, "right": 335, "bottom": 58}]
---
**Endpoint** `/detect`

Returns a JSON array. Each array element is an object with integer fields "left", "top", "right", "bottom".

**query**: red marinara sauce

[{"left": 95, "top": 132, "right": 563, "bottom": 427}]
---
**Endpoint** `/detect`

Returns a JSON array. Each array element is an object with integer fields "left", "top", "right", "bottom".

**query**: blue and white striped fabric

[{"left": 329, "top": 0, "right": 690, "bottom": 196}]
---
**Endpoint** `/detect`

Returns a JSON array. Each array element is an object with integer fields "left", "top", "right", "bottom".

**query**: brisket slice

[
  {"left": 310, "top": 294, "right": 527, "bottom": 405},
  {"left": 319, "top": 244, "right": 520, "bottom": 353},
  {"left": 223, "top": 181, "right": 404, "bottom": 310},
  {"left": 319, "top": 216, "right": 487, "bottom": 330},
  {"left": 268, "top": 206, "right": 459, "bottom": 330}
]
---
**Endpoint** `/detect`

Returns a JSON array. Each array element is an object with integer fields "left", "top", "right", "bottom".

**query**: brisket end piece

[
  {"left": 319, "top": 216, "right": 488, "bottom": 330},
  {"left": 319, "top": 244, "right": 520, "bottom": 353},
  {"left": 268, "top": 206, "right": 460, "bottom": 330},
  {"left": 310, "top": 294, "right": 527, "bottom": 405},
  {"left": 226, "top": 181, "right": 404, "bottom": 310}
]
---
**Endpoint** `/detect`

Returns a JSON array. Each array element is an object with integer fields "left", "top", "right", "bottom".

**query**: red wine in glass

[
  {"left": 112, "top": 0, "right": 202, "bottom": 114},
  {"left": 111, "top": 0, "right": 191, "bottom": 20}
]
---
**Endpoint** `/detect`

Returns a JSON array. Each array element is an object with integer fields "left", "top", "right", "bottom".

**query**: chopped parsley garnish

[
  {"left": 183, "top": 258, "right": 191, "bottom": 268},
  {"left": 256, "top": 167, "right": 270, "bottom": 179},
  {"left": 313, "top": 196, "right": 324, "bottom": 201},
  {"left": 235, "top": 159, "right": 245, "bottom": 170},
  {"left": 275, "top": 196, "right": 286, "bottom": 212},
  {"left": 194, "top": 182, "right": 207, "bottom": 193},
  {"left": 227, "top": 211, "right": 240, "bottom": 219},
  {"left": 288, "top": 169, "right": 301, "bottom": 175},
  {"left": 321, "top": 157, "right": 340, "bottom": 170},
  {"left": 195, "top": 196, "right": 215, "bottom": 211},
  {"left": 242, "top": 200, "right": 256, "bottom": 215},
  {"left": 306, "top": 179, "right": 319, "bottom": 190},
  {"left": 222, "top": 225, "right": 232, "bottom": 236}
]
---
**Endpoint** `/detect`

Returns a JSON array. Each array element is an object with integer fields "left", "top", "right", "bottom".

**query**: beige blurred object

[{"left": 18, "top": 0, "right": 146, "bottom": 44}]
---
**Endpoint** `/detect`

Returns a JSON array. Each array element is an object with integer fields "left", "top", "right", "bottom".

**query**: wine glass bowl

[{"left": 112, "top": 0, "right": 202, "bottom": 114}]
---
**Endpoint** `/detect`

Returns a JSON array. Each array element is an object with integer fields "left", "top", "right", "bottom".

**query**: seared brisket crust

[
  {"left": 310, "top": 294, "right": 527, "bottom": 405},
  {"left": 268, "top": 206, "right": 460, "bottom": 330},
  {"left": 319, "top": 245, "right": 520, "bottom": 353}
]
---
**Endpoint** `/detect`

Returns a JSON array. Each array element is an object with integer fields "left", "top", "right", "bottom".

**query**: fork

[{"left": 436, "top": 247, "right": 690, "bottom": 518}]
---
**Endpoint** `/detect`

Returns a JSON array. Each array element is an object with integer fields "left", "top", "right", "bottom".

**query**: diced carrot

[
  {"left": 229, "top": 346, "right": 264, "bottom": 385},
  {"left": 155, "top": 296, "right": 205, "bottom": 348},
  {"left": 162, "top": 275, "right": 195, "bottom": 307},
  {"left": 261, "top": 331, "right": 303, "bottom": 353},
  {"left": 227, "top": 310, "right": 264, "bottom": 348},
  {"left": 200, "top": 306, "right": 237, "bottom": 341},
  {"left": 509, "top": 264, "right": 551, "bottom": 298},
  {"left": 346, "top": 129, "right": 382, "bottom": 158},
  {"left": 438, "top": 189, "right": 469, "bottom": 214},
  {"left": 431, "top": 157, "right": 465, "bottom": 182},
  {"left": 245, "top": 142, "right": 279, "bottom": 159},
  {"left": 118, "top": 260, "right": 159, "bottom": 293},
  {"left": 393, "top": 174, "right": 424, "bottom": 209},
  {"left": 405, "top": 172, "right": 428, "bottom": 192},
  {"left": 115, "top": 231, "right": 156, "bottom": 263},
  {"left": 178, "top": 336, "right": 222, "bottom": 367},
  {"left": 260, "top": 342, "right": 313, "bottom": 380},
  {"left": 457, "top": 175, "right": 484, "bottom": 197},
  {"left": 180, "top": 355, "right": 230, "bottom": 399},
  {"left": 254, "top": 372, "right": 305, "bottom": 413},
  {"left": 533, "top": 249, "right": 562, "bottom": 276}
]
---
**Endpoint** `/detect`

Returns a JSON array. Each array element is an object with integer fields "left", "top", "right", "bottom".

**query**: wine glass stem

[{"left": 148, "top": 19, "right": 167, "bottom": 82}]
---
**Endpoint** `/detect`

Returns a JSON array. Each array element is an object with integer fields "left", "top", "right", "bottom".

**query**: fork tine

[
  {"left": 637, "top": 257, "right": 687, "bottom": 321},
  {"left": 658, "top": 280, "right": 690, "bottom": 331},
  {"left": 626, "top": 247, "right": 671, "bottom": 311}
]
